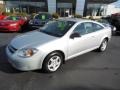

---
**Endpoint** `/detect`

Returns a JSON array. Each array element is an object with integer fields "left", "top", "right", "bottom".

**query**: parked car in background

[
  {"left": 111, "top": 13, "right": 120, "bottom": 34},
  {"left": 0, "top": 16, "right": 28, "bottom": 32},
  {"left": 0, "top": 12, "right": 7, "bottom": 20},
  {"left": 96, "top": 18, "right": 116, "bottom": 34},
  {"left": 29, "top": 12, "right": 53, "bottom": 29},
  {"left": 6, "top": 18, "right": 111, "bottom": 73}
]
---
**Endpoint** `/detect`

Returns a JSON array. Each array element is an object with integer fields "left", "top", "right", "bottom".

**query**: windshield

[
  {"left": 40, "top": 20, "right": 75, "bottom": 37},
  {"left": 34, "top": 13, "right": 52, "bottom": 20},
  {"left": 4, "top": 16, "right": 21, "bottom": 21}
]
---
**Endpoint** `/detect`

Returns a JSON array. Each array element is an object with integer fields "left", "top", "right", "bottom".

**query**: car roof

[
  {"left": 58, "top": 18, "right": 93, "bottom": 23},
  {"left": 57, "top": 18, "right": 105, "bottom": 28}
]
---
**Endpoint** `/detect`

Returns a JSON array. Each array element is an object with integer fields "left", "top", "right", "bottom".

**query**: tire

[
  {"left": 42, "top": 52, "right": 63, "bottom": 73},
  {"left": 97, "top": 39, "right": 108, "bottom": 52},
  {"left": 18, "top": 25, "right": 22, "bottom": 33}
]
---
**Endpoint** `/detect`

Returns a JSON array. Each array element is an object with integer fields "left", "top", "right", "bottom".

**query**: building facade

[
  {"left": 105, "top": 0, "right": 120, "bottom": 15},
  {"left": 0, "top": 0, "right": 4, "bottom": 13},
  {"left": 4, "top": 0, "right": 117, "bottom": 17}
]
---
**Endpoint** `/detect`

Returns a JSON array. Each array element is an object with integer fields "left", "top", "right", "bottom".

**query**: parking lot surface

[{"left": 0, "top": 31, "right": 120, "bottom": 90}]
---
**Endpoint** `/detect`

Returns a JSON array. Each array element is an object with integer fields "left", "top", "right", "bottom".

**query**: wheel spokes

[
  {"left": 48, "top": 56, "right": 61, "bottom": 71},
  {"left": 101, "top": 41, "right": 107, "bottom": 51}
]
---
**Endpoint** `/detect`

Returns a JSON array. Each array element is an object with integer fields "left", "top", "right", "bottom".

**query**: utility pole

[{"left": 19, "top": 0, "right": 22, "bottom": 13}]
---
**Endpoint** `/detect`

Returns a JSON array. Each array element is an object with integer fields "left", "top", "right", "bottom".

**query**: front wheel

[
  {"left": 18, "top": 25, "right": 22, "bottom": 32},
  {"left": 42, "top": 52, "right": 63, "bottom": 73},
  {"left": 98, "top": 39, "right": 108, "bottom": 52}
]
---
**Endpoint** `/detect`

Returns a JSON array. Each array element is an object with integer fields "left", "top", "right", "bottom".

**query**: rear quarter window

[{"left": 92, "top": 23, "right": 104, "bottom": 31}]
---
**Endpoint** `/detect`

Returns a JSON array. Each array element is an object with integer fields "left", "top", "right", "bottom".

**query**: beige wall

[{"left": 0, "top": 1, "right": 4, "bottom": 4}]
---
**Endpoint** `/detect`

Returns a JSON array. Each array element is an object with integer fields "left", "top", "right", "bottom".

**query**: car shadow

[
  {"left": 0, "top": 45, "right": 106, "bottom": 74},
  {"left": 0, "top": 31, "right": 16, "bottom": 33},
  {"left": 34, "top": 51, "right": 100, "bottom": 74},
  {"left": 54, "top": 86, "right": 118, "bottom": 90},
  {"left": 115, "top": 32, "right": 120, "bottom": 36},
  {"left": 0, "top": 45, "right": 22, "bottom": 74}
]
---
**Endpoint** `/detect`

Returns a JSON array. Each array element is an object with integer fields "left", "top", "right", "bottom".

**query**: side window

[
  {"left": 92, "top": 23, "right": 104, "bottom": 31},
  {"left": 74, "top": 23, "right": 86, "bottom": 35},
  {"left": 84, "top": 22, "right": 94, "bottom": 34}
]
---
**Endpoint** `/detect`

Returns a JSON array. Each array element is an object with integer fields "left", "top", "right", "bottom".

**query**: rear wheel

[
  {"left": 98, "top": 39, "right": 108, "bottom": 52},
  {"left": 42, "top": 52, "right": 63, "bottom": 73}
]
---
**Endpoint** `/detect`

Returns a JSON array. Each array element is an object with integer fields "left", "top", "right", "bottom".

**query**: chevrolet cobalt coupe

[{"left": 6, "top": 18, "right": 111, "bottom": 73}]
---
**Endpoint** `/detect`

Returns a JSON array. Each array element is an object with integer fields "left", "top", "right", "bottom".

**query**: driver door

[{"left": 68, "top": 22, "right": 96, "bottom": 59}]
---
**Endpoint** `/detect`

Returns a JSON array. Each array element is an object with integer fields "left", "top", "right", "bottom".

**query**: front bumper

[
  {"left": 6, "top": 47, "right": 43, "bottom": 71},
  {"left": 0, "top": 26, "right": 19, "bottom": 32},
  {"left": 0, "top": 26, "right": 9, "bottom": 31}
]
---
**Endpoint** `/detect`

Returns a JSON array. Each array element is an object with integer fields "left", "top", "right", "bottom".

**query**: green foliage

[
  {"left": 5, "top": 12, "right": 13, "bottom": 16},
  {"left": 74, "top": 14, "right": 82, "bottom": 18},
  {"left": 89, "top": 16, "right": 94, "bottom": 20},
  {"left": 52, "top": 13, "right": 59, "bottom": 19}
]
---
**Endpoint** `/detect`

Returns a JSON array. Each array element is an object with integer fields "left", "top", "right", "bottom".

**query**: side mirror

[{"left": 70, "top": 32, "right": 80, "bottom": 39}]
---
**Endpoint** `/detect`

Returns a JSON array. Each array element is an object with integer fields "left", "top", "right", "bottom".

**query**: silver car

[{"left": 6, "top": 18, "right": 111, "bottom": 73}]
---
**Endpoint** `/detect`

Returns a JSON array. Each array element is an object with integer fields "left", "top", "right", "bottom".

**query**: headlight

[
  {"left": 113, "top": 27, "right": 116, "bottom": 31},
  {"left": 9, "top": 23, "right": 18, "bottom": 26},
  {"left": 17, "top": 48, "right": 38, "bottom": 58}
]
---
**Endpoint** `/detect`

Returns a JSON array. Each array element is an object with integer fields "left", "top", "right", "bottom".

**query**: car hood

[
  {"left": 0, "top": 20, "right": 17, "bottom": 24},
  {"left": 10, "top": 31, "right": 58, "bottom": 49}
]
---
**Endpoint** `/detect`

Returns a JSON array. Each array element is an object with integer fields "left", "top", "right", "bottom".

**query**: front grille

[
  {"left": 8, "top": 45, "right": 17, "bottom": 54},
  {"left": 0, "top": 28, "right": 7, "bottom": 30}
]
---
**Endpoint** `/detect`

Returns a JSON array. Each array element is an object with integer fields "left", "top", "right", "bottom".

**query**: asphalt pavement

[{"left": 0, "top": 31, "right": 120, "bottom": 90}]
